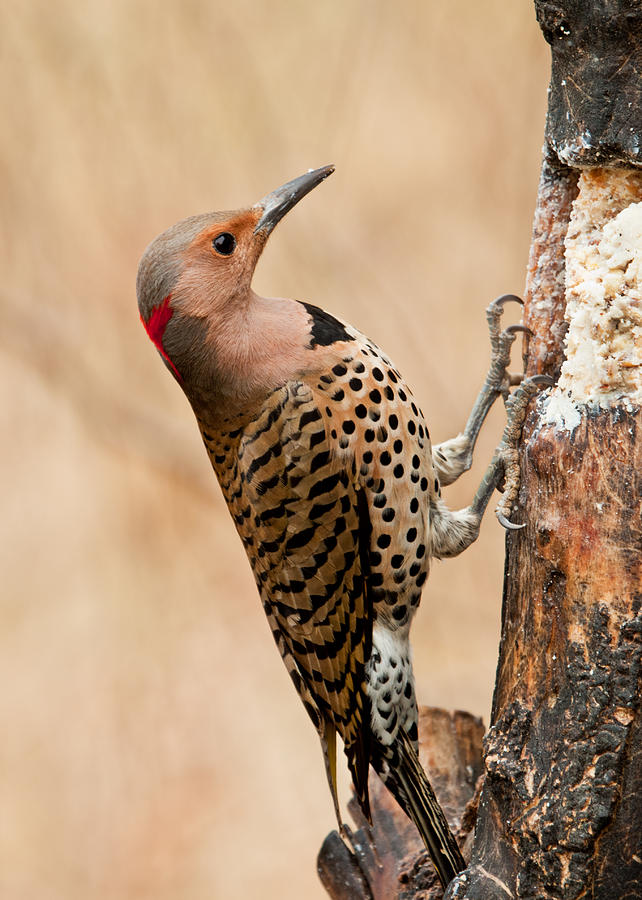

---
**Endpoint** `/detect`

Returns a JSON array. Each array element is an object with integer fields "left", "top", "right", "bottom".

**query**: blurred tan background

[{"left": 0, "top": 3, "right": 549, "bottom": 898}]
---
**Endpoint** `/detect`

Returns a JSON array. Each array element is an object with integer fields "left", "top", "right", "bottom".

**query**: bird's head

[{"left": 136, "top": 165, "right": 334, "bottom": 393}]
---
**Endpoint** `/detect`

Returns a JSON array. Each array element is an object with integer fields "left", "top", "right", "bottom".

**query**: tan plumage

[
  {"left": 198, "top": 379, "right": 372, "bottom": 815},
  {"left": 196, "top": 322, "right": 435, "bottom": 815},
  {"left": 137, "top": 166, "right": 542, "bottom": 888}
]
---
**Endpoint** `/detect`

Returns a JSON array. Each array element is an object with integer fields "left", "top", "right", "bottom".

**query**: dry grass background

[{"left": 1, "top": 3, "right": 549, "bottom": 898}]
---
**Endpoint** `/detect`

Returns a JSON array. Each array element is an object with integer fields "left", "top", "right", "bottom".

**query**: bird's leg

[
  {"left": 433, "top": 294, "right": 530, "bottom": 487},
  {"left": 430, "top": 374, "right": 553, "bottom": 557}
]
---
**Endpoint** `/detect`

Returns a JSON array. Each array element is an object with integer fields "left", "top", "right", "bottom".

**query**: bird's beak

[{"left": 254, "top": 165, "right": 335, "bottom": 234}]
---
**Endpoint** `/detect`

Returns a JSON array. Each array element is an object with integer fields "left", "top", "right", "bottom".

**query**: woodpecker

[{"left": 137, "top": 166, "right": 548, "bottom": 888}]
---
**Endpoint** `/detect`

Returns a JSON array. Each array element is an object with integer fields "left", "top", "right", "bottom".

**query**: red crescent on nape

[{"left": 141, "top": 294, "right": 182, "bottom": 381}]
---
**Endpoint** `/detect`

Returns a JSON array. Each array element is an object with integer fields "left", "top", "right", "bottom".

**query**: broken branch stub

[{"left": 317, "top": 710, "right": 484, "bottom": 900}]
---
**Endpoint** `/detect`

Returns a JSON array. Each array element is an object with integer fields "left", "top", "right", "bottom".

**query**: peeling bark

[{"left": 522, "top": 147, "right": 578, "bottom": 381}]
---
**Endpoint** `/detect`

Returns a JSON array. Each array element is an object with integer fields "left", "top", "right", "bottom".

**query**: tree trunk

[
  {"left": 463, "top": 163, "right": 642, "bottom": 900},
  {"left": 318, "top": 4, "right": 642, "bottom": 897}
]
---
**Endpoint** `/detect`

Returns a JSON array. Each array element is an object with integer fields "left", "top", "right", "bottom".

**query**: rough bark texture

[
  {"left": 450, "top": 409, "right": 642, "bottom": 900},
  {"left": 317, "top": 709, "right": 484, "bottom": 900},
  {"left": 522, "top": 147, "right": 578, "bottom": 381}
]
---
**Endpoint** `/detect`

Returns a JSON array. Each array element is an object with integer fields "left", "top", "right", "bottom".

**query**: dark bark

[{"left": 536, "top": 0, "right": 642, "bottom": 168}]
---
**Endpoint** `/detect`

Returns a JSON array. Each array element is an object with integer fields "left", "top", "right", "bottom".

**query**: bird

[{"left": 136, "top": 165, "right": 547, "bottom": 888}]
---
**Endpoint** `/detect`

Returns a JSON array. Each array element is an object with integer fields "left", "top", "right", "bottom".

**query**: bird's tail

[{"left": 375, "top": 728, "right": 465, "bottom": 889}]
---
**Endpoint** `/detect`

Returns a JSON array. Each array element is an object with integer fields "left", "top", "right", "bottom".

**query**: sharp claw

[
  {"left": 527, "top": 374, "right": 555, "bottom": 387},
  {"left": 505, "top": 324, "right": 533, "bottom": 337},
  {"left": 497, "top": 512, "right": 525, "bottom": 530},
  {"left": 491, "top": 293, "right": 524, "bottom": 309}
]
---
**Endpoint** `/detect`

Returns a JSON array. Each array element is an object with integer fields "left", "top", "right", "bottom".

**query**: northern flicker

[{"left": 136, "top": 166, "right": 549, "bottom": 888}]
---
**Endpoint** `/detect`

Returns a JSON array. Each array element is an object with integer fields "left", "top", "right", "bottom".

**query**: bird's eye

[{"left": 212, "top": 232, "right": 236, "bottom": 256}]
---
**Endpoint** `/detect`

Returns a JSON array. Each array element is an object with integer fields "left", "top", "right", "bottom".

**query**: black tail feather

[{"left": 375, "top": 729, "right": 465, "bottom": 889}]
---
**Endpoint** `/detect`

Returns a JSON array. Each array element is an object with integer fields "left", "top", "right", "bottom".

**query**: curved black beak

[{"left": 254, "top": 165, "right": 334, "bottom": 234}]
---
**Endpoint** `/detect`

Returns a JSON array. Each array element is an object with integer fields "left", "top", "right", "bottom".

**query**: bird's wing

[{"left": 236, "top": 380, "right": 373, "bottom": 815}]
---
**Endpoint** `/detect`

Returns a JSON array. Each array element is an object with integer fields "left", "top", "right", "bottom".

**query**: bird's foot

[
  {"left": 495, "top": 374, "right": 554, "bottom": 529},
  {"left": 485, "top": 293, "right": 532, "bottom": 401}
]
